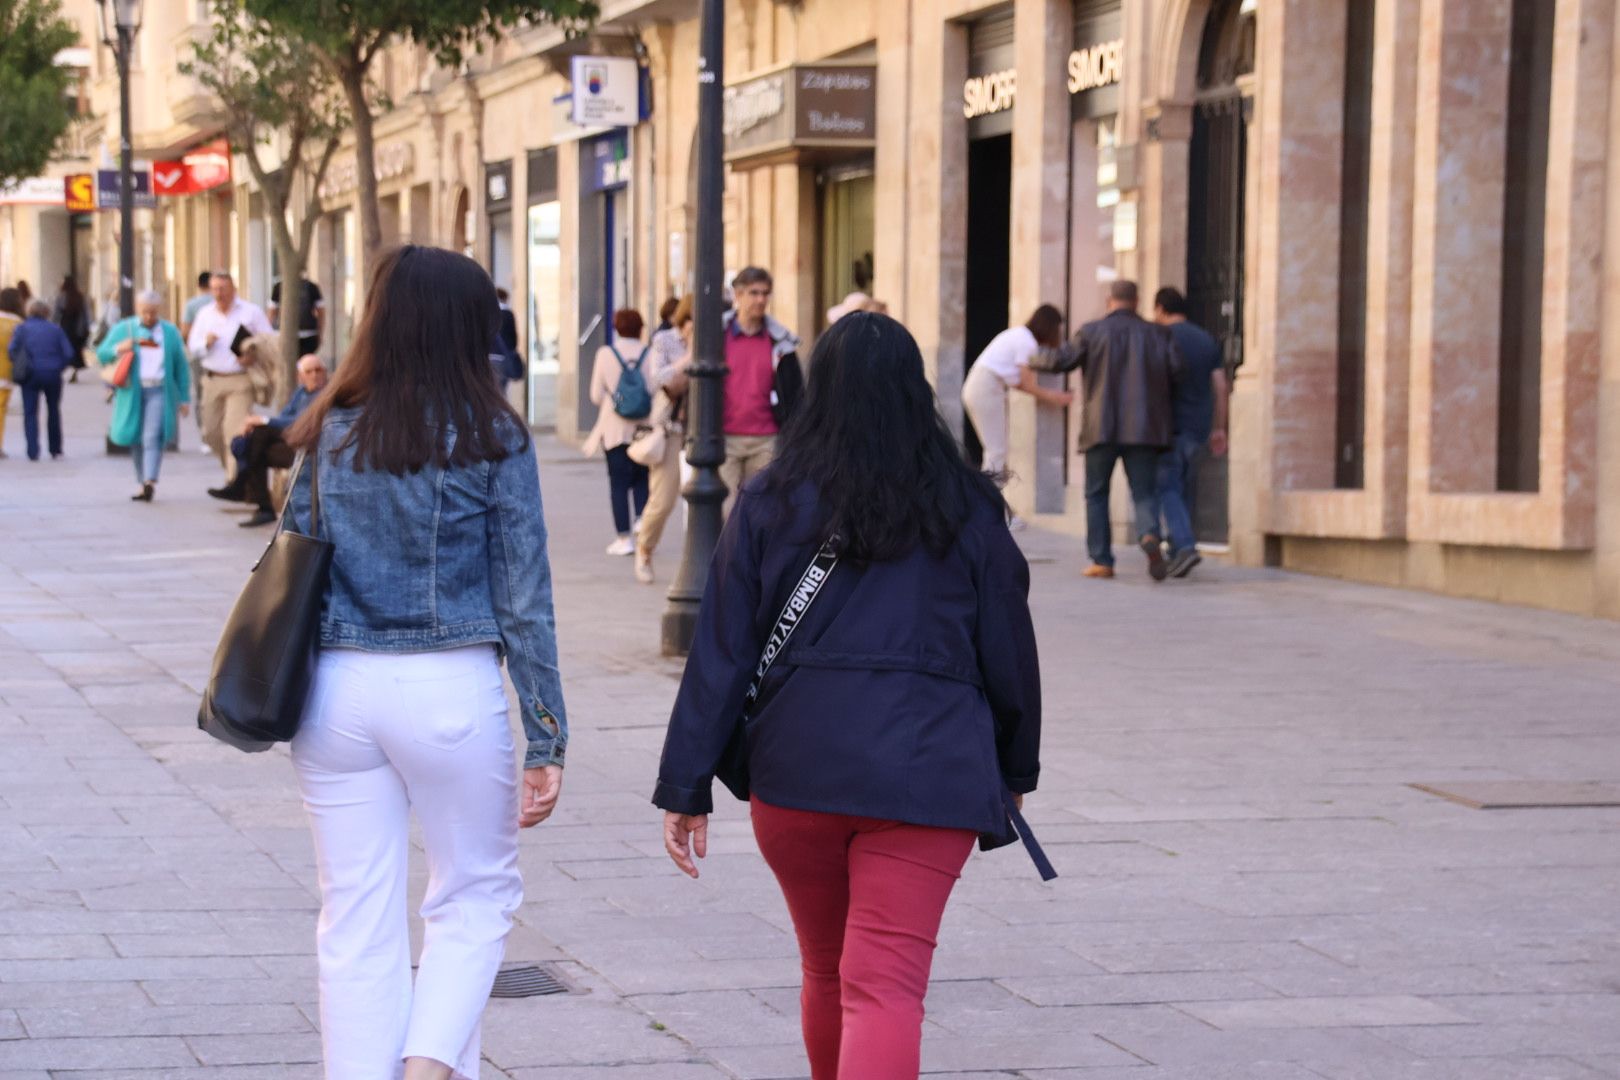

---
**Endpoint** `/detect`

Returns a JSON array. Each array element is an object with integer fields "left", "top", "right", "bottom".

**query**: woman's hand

[
  {"left": 663, "top": 811, "right": 708, "bottom": 879},
  {"left": 520, "top": 765, "right": 563, "bottom": 828}
]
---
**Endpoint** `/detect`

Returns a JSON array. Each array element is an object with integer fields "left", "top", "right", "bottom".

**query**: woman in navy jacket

[{"left": 655, "top": 312, "right": 1043, "bottom": 1079}]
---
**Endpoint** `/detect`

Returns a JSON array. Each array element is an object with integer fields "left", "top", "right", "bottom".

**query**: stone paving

[{"left": 1, "top": 381, "right": 1619, "bottom": 1078}]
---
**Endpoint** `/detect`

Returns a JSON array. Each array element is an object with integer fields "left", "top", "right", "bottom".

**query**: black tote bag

[{"left": 198, "top": 452, "right": 333, "bottom": 753}]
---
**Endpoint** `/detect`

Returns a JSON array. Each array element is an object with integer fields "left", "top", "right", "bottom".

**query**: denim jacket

[{"left": 286, "top": 407, "right": 567, "bottom": 768}]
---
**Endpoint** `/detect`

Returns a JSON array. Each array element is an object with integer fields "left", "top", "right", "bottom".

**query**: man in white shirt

[{"left": 187, "top": 271, "right": 272, "bottom": 479}]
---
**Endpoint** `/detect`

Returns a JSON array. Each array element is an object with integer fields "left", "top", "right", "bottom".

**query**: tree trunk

[{"left": 338, "top": 65, "right": 383, "bottom": 297}]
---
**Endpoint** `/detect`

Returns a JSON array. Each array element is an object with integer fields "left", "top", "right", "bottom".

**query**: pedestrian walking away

[
  {"left": 584, "top": 308, "right": 652, "bottom": 557},
  {"left": 280, "top": 244, "right": 568, "bottom": 1080},
  {"left": 634, "top": 294, "right": 694, "bottom": 584},
  {"left": 210, "top": 354, "right": 329, "bottom": 526},
  {"left": 962, "top": 304, "right": 1075, "bottom": 528},
  {"left": 655, "top": 312, "right": 1047, "bottom": 1080},
  {"left": 1153, "top": 286, "right": 1229, "bottom": 579},
  {"left": 180, "top": 272, "right": 213, "bottom": 438},
  {"left": 188, "top": 270, "right": 274, "bottom": 480},
  {"left": 270, "top": 273, "right": 327, "bottom": 362},
  {"left": 97, "top": 291, "right": 192, "bottom": 502},
  {"left": 51, "top": 275, "right": 91, "bottom": 382},
  {"left": 8, "top": 300, "right": 77, "bottom": 461},
  {"left": 0, "top": 288, "right": 23, "bottom": 457},
  {"left": 492, "top": 287, "right": 524, "bottom": 393},
  {"left": 720, "top": 266, "right": 804, "bottom": 517},
  {"left": 1034, "top": 279, "right": 1184, "bottom": 581}
]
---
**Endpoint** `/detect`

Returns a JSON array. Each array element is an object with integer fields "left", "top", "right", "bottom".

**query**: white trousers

[
  {"left": 291, "top": 645, "right": 521, "bottom": 1080},
  {"left": 962, "top": 363, "right": 1011, "bottom": 474}
]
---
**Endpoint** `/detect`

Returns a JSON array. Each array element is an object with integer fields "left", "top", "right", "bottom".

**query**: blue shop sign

[
  {"left": 95, "top": 169, "right": 156, "bottom": 210},
  {"left": 586, "top": 132, "right": 631, "bottom": 193}
]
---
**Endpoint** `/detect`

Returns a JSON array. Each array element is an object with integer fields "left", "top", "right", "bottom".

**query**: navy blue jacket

[
  {"left": 9, "top": 317, "right": 77, "bottom": 381},
  {"left": 653, "top": 477, "right": 1042, "bottom": 840}
]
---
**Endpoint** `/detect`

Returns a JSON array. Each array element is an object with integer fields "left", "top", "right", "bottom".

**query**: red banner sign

[{"left": 153, "top": 139, "right": 232, "bottom": 197}]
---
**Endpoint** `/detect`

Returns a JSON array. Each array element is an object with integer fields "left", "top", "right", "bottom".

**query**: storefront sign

[
  {"left": 152, "top": 138, "right": 233, "bottom": 197},
  {"left": 963, "top": 69, "right": 1017, "bottom": 120},
  {"left": 1068, "top": 40, "right": 1123, "bottom": 94},
  {"left": 1072, "top": 2, "right": 1124, "bottom": 121},
  {"left": 317, "top": 142, "right": 415, "bottom": 200},
  {"left": 724, "top": 63, "right": 877, "bottom": 167},
  {"left": 570, "top": 55, "right": 640, "bottom": 128},
  {"left": 724, "top": 73, "right": 786, "bottom": 140},
  {"left": 64, "top": 174, "right": 95, "bottom": 212},
  {"left": 0, "top": 177, "right": 68, "bottom": 205},
  {"left": 95, "top": 169, "right": 156, "bottom": 210},
  {"left": 486, "top": 160, "right": 513, "bottom": 209},
  {"left": 585, "top": 132, "right": 631, "bottom": 193}
]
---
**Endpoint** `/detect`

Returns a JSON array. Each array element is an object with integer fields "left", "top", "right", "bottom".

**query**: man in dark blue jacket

[
  {"left": 8, "top": 300, "right": 77, "bottom": 460},
  {"left": 208, "top": 354, "right": 328, "bottom": 525}
]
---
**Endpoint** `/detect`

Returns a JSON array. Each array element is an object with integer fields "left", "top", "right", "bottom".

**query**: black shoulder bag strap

[{"left": 745, "top": 536, "right": 839, "bottom": 709}]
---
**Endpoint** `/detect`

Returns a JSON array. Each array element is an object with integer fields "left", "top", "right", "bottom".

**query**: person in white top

[
  {"left": 962, "top": 304, "right": 1073, "bottom": 478},
  {"left": 187, "top": 271, "right": 273, "bottom": 480},
  {"left": 97, "top": 291, "right": 191, "bottom": 502},
  {"left": 582, "top": 309, "right": 652, "bottom": 557}
]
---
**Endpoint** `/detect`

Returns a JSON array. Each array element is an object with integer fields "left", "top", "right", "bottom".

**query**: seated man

[{"left": 208, "top": 354, "right": 328, "bottom": 526}]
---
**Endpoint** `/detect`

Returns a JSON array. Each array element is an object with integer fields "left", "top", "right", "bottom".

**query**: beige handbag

[{"left": 627, "top": 392, "right": 675, "bottom": 467}]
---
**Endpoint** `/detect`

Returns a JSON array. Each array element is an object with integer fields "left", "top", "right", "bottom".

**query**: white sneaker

[{"left": 605, "top": 536, "right": 635, "bottom": 557}]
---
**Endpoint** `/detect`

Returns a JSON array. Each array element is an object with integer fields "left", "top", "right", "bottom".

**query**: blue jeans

[
  {"left": 19, "top": 375, "right": 63, "bottom": 460},
  {"left": 133, "top": 385, "right": 166, "bottom": 485},
  {"left": 1157, "top": 434, "right": 1205, "bottom": 557},
  {"left": 1083, "top": 444, "right": 1162, "bottom": 567}
]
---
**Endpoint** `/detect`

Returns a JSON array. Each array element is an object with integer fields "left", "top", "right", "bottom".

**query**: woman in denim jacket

[{"left": 283, "top": 245, "right": 567, "bottom": 1080}]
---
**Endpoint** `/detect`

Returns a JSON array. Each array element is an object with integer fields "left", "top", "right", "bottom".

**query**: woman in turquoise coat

[{"left": 97, "top": 290, "right": 191, "bottom": 502}]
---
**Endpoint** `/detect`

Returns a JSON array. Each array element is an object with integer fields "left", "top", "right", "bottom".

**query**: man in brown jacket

[{"left": 1034, "top": 280, "right": 1183, "bottom": 580}]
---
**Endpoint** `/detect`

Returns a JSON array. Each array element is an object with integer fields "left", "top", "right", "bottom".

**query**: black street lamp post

[
  {"left": 96, "top": 0, "right": 143, "bottom": 324},
  {"left": 660, "top": 0, "right": 729, "bottom": 657}
]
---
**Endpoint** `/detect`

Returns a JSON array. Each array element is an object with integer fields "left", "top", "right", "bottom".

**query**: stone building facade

[{"left": 42, "top": 0, "right": 1620, "bottom": 619}]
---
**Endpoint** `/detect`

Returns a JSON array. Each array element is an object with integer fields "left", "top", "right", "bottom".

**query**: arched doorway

[{"left": 1185, "top": 0, "right": 1255, "bottom": 545}]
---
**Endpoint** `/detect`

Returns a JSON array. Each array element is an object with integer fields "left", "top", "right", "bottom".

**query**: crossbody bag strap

[{"left": 744, "top": 536, "right": 840, "bottom": 709}]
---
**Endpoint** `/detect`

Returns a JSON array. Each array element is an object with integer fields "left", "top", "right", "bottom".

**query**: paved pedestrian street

[{"left": 2, "top": 382, "right": 1619, "bottom": 1079}]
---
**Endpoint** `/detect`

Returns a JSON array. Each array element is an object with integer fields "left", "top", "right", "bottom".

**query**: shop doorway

[
  {"left": 1184, "top": 0, "right": 1255, "bottom": 545},
  {"left": 963, "top": 132, "right": 1012, "bottom": 465}
]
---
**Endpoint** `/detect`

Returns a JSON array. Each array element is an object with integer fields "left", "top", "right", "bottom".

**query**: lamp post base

[{"left": 660, "top": 605, "right": 700, "bottom": 658}]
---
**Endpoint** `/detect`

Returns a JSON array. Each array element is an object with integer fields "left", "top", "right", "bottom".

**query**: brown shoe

[
  {"left": 1140, "top": 534, "right": 1168, "bottom": 581},
  {"left": 1083, "top": 563, "right": 1116, "bottom": 579}
]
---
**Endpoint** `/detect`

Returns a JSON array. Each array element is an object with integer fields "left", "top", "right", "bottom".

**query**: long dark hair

[
  {"left": 286, "top": 245, "right": 526, "bottom": 473},
  {"left": 761, "top": 312, "right": 1005, "bottom": 562},
  {"left": 58, "top": 276, "right": 84, "bottom": 318}
]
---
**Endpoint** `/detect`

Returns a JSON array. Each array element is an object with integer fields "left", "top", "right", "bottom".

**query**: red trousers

[{"left": 751, "top": 798, "right": 977, "bottom": 1079}]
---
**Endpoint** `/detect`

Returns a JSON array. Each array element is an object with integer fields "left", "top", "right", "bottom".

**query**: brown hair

[
  {"left": 286, "top": 244, "right": 526, "bottom": 475},
  {"left": 612, "top": 308, "right": 644, "bottom": 339},
  {"left": 671, "top": 294, "right": 694, "bottom": 328}
]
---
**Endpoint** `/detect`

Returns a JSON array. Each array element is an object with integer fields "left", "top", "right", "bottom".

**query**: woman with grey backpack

[{"left": 582, "top": 308, "right": 653, "bottom": 557}]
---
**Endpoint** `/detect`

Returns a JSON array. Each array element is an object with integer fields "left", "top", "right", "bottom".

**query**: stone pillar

[
  {"left": 871, "top": 0, "right": 913, "bottom": 321},
  {"left": 1596, "top": 0, "right": 1620, "bottom": 617},
  {"left": 555, "top": 137, "right": 585, "bottom": 444},
  {"left": 1007, "top": 0, "right": 1073, "bottom": 517},
  {"left": 1407, "top": 0, "right": 1512, "bottom": 497},
  {"left": 904, "top": 10, "right": 970, "bottom": 433}
]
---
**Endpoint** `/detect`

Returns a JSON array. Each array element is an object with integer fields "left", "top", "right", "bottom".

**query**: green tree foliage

[
  {"left": 243, "top": 0, "right": 598, "bottom": 289},
  {"left": 0, "top": 0, "right": 81, "bottom": 189},
  {"left": 181, "top": 0, "right": 348, "bottom": 388}
]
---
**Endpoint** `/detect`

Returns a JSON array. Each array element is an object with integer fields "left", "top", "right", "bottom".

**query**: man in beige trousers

[{"left": 187, "top": 271, "right": 273, "bottom": 482}]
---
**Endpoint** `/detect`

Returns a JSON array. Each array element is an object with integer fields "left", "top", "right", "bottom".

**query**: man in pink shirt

[{"left": 720, "top": 266, "right": 802, "bottom": 515}]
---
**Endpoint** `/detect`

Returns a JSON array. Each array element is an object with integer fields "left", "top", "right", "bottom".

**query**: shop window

[
  {"left": 1497, "top": 0, "right": 1555, "bottom": 493},
  {"left": 1334, "top": 0, "right": 1375, "bottom": 490},
  {"left": 818, "top": 167, "right": 875, "bottom": 329}
]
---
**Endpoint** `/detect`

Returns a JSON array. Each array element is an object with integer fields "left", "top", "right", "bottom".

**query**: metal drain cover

[{"left": 490, "top": 962, "right": 569, "bottom": 998}]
